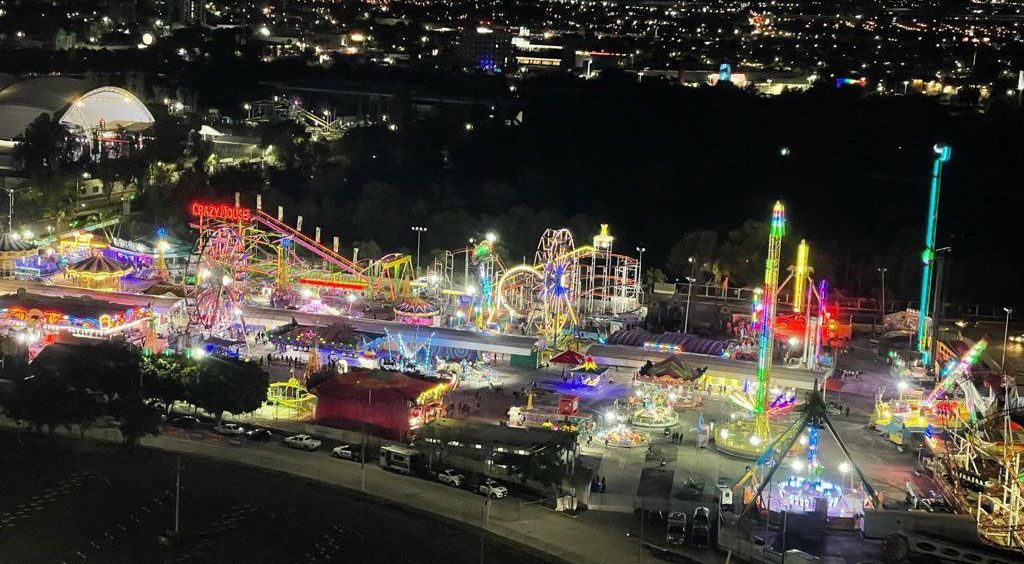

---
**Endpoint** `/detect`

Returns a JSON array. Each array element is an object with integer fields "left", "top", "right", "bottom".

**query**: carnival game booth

[
  {"left": 269, "top": 321, "right": 369, "bottom": 359},
  {"left": 0, "top": 233, "right": 36, "bottom": 278},
  {"left": 0, "top": 290, "right": 154, "bottom": 355},
  {"left": 108, "top": 233, "right": 191, "bottom": 280},
  {"left": 310, "top": 368, "right": 450, "bottom": 440},
  {"left": 507, "top": 392, "right": 592, "bottom": 432},
  {"left": 64, "top": 254, "right": 131, "bottom": 291},
  {"left": 58, "top": 231, "right": 107, "bottom": 264}
]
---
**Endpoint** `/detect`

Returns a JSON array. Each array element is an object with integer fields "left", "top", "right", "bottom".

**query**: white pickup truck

[
  {"left": 283, "top": 434, "right": 322, "bottom": 451},
  {"left": 437, "top": 469, "right": 464, "bottom": 487}
]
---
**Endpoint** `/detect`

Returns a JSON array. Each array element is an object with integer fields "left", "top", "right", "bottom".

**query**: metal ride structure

[
  {"left": 917, "top": 144, "right": 952, "bottom": 367},
  {"left": 246, "top": 98, "right": 354, "bottom": 140},
  {"left": 754, "top": 201, "right": 787, "bottom": 442},
  {"left": 428, "top": 237, "right": 506, "bottom": 327},
  {"left": 918, "top": 337, "right": 1024, "bottom": 551},
  {"left": 490, "top": 225, "right": 643, "bottom": 349},
  {"left": 186, "top": 223, "right": 248, "bottom": 336},
  {"left": 732, "top": 383, "right": 881, "bottom": 523},
  {"left": 183, "top": 198, "right": 385, "bottom": 338},
  {"left": 715, "top": 202, "right": 793, "bottom": 458}
]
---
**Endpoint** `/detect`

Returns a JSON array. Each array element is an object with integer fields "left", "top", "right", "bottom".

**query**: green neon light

[{"left": 917, "top": 144, "right": 950, "bottom": 364}]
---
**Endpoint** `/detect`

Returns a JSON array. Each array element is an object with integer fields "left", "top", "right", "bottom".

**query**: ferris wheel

[
  {"left": 534, "top": 228, "right": 579, "bottom": 346},
  {"left": 186, "top": 225, "right": 248, "bottom": 334}
]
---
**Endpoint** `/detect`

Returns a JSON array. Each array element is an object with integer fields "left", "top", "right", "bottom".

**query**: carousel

[
  {"left": 595, "top": 424, "right": 650, "bottom": 448},
  {"left": 65, "top": 254, "right": 131, "bottom": 290},
  {"left": 0, "top": 233, "right": 36, "bottom": 278},
  {"left": 629, "top": 385, "right": 681, "bottom": 428}
]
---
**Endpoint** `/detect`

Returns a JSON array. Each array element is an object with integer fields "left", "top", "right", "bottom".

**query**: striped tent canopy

[
  {"left": 67, "top": 254, "right": 130, "bottom": 276},
  {"left": 0, "top": 233, "right": 35, "bottom": 252},
  {"left": 393, "top": 297, "right": 439, "bottom": 318},
  {"left": 606, "top": 329, "right": 728, "bottom": 356}
]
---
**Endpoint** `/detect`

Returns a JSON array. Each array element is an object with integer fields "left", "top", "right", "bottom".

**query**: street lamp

[
  {"left": 635, "top": 246, "right": 646, "bottom": 289},
  {"left": 411, "top": 226, "right": 427, "bottom": 277},
  {"left": 903, "top": 80, "right": 910, "bottom": 95},
  {"left": 1001, "top": 307, "right": 1013, "bottom": 372},
  {"left": 878, "top": 267, "right": 888, "bottom": 320},
  {"left": 683, "top": 257, "right": 696, "bottom": 334}
]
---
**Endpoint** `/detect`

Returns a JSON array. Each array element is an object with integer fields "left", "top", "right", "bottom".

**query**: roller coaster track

[{"left": 252, "top": 210, "right": 367, "bottom": 281}]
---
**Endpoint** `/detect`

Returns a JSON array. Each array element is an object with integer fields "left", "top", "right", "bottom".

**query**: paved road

[
  {"left": 0, "top": 432, "right": 560, "bottom": 564},
  {"left": 0, "top": 418, "right": 649, "bottom": 564}
]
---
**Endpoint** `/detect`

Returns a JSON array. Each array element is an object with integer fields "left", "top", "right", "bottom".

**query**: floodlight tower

[
  {"left": 755, "top": 201, "right": 786, "bottom": 441},
  {"left": 917, "top": 144, "right": 952, "bottom": 367}
]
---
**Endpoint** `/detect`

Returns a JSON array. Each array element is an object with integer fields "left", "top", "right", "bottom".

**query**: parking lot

[{"left": 0, "top": 430, "right": 559, "bottom": 564}]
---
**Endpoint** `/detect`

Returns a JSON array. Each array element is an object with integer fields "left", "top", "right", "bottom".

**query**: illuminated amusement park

[{"left": 0, "top": 144, "right": 1021, "bottom": 564}]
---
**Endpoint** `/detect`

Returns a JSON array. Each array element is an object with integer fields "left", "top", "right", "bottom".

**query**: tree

[
  {"left": 65, "top": 387, "right": 105, "bottom": 438},
  {"left": 76, "top": 341, "right": 143, "bottom": 402},
  {"left": 13, "top": 112, "right": 67, "bottom": 176},
  {"left": 190, "top": 357, "right": 268, "bottom": 424},
  {"left": 141, "top": 353, "right": 198, "bottom": 415},
  {"left": 3, "top": 376, "right": 68, "bottom": 434},
  {"left": 667, "top": 231, "right": 718, "bottom": 278},
  {"left": 111, "top": 394, "right": 161, "bottom": 451}
]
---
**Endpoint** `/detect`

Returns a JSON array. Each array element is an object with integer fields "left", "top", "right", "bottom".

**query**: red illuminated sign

[
  {"left": 298, "top": 278, "right": 368, "bottom": 290},
  {"left": 190, "top": 202, "right": 251, "bottom": 221}
]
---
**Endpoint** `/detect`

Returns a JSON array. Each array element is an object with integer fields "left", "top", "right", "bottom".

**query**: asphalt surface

[{"left": 0, "top": 432, "right": 559, "bottom": 564}]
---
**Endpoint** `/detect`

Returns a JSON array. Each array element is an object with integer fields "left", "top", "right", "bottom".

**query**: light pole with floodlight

[
  {"left": 683, "top": 257, "right": 696, "bottom": 333},
  {"left": 411, "top": 226, "right": 427, "bottom": 277},
  {"left": 636, "top": 246, "right": 646, "bottom": 293},
  {"left": 1001, "top": 307, "right": 1013, "bottom": 372},
  {"left": 878, "top": 267, "right": 888, "bottom": 321}
]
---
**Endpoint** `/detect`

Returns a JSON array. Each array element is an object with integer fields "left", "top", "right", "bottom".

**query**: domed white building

[{"left": 0, "top": 74, "right": 154, "bottom": 142}]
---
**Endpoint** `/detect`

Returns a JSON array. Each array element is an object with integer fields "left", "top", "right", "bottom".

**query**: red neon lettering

[
  {"left": 298, "top": 278, "right": 367, "bottom": 290},
  {"left": 190, "top": 202, "right": 251, "bottom": 221}
]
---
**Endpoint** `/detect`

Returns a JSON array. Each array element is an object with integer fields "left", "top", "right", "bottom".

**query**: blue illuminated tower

[{"left": 917, "top": 144, "right": 952, "bottom": 366}]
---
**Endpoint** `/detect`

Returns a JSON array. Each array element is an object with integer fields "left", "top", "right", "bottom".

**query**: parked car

[
  {"left": 213, "top": 423, "right": 246, "bottom": 436},
  {"left": 438, "top": 469, "right": 464, "bottom": 487},
  {"left": 691, "top": 506, "right": 711, "bottom": 547},
  {"left": 478, "top": 479, "right": 508, "bottom": 498},
  {"left": 666, "top": 512, "right": 687, "bottom": 545},
  {"left": 169, "top": 415, "right": 200, "bottom": 428},
  {"left": 283, "top": 434, "right": 321, "bottom": 451},
  {"left": 330, "top": 444, "right": 363, "bottom": 462},
  {"left": 246, "top": 428, "right": 273, "bottom": 442}
]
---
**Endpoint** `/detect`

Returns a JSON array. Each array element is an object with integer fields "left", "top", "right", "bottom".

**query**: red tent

[
  {"left": 550, "top": 350, "right": 585, "bottom": 365},
  {"left": 312, "top": 368, "right": 440, "bottom": 440}
]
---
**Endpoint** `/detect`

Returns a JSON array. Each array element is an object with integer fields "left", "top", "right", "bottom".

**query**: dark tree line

[{"left": 0, "top": 341, "right": 269, "bottom": 448}]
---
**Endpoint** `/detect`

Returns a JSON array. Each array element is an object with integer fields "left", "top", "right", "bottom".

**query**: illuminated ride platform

[
  {"left": 628, "top": 384, "right": 681, "bottom": 428},
  {"left": 731, "top": 384, "right": 881, "bottom": 535},
  {"left": 596, "top": 425, "right": 650, "bottom": 448},
  {"left": 761, "top": 475, "right": 867, "bottom": 521}
]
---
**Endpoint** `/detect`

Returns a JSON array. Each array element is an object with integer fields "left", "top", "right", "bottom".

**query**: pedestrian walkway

[{"left": 585, "top": 444, "right": 645, "bottom": 496}]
